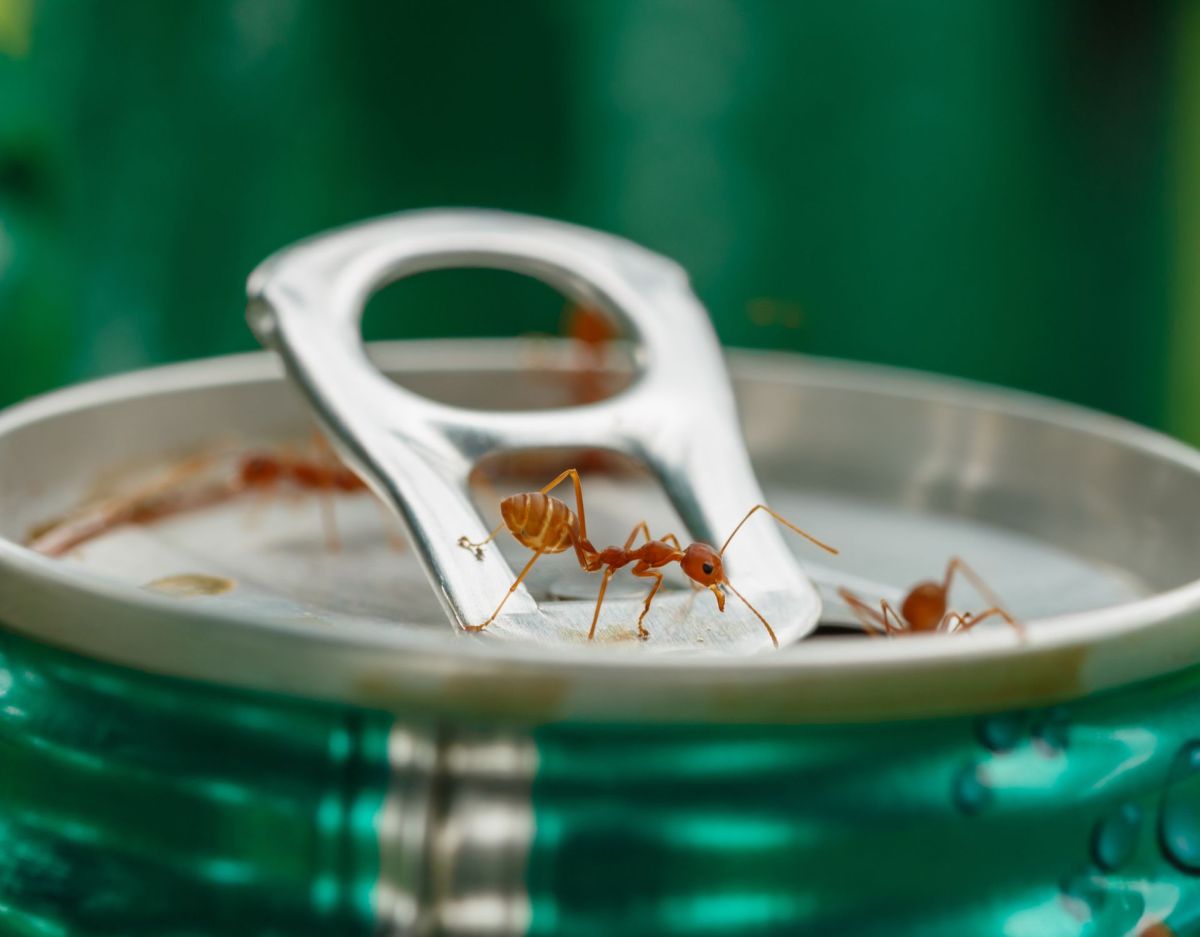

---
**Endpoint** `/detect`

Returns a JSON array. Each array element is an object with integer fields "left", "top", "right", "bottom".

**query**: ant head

[{"left": 681, "top": 543, "right": 726, "bottom": 610}]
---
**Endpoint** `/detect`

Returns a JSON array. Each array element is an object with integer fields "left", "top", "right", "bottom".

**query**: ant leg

[
  {"left": 535, "top": 468, "right": 591, "bottom": 541},
  {"left": 879, "top": 601, "right": 906, "bottom": 634},
  {"left": 942, "top": 557, "right": 998, "bottom": 604},
  {"left": 310, "top": 431, "right": 344, "bottom": 552},
  {"left": 631, "top": 564, "right": 665, "bottom": 639},
  {"left": 620, "top": 521, "right": 684, "bottom": 552},
  {"left": 940, "top": 611, "right": 970, "bottom": 633},
  {"left": 373, "top": 503, "right": 406, "bottom": 552},
  {"left": 242, "top": 481, "right": 276, "bottom": 532},
  {"left": 719, "top": 504, "right": 838, "bottom": 557},
  {"left": 28, "top": 451, "right": 226, "bottom": 557},
  {"left": 464, "top": 549, "right": 546, "bottom": 633},
  {"left": 942, "top": 558, "right": 1022, "bottom": 634},
  {"left": 836, "top": 587, "right": 891, "bottom": 636},
  {"left": 584, "top": 523, "right": 651, "bottom": 642},
  {"left": 947, "top": 607, "right": 1016, "bottom": 634},
  {"left": 317, "top": 491, "right": 340, "bottom": 552},
  {"left": 588, "top": 568, "right": 616, "bottom": 640},
  {"left": 624, "top": 521, "right": 651, "bottom": 549},
  {"left": 586, "top": 513, "right": 650, "bottom": 641}
]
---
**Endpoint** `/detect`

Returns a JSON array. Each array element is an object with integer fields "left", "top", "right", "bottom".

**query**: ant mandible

[
  {"left": 457, "top": 468, "right": 837, "bottom": 647},
  {"left": 836, "top": 558, "right": 1022, "bottom": 636}
]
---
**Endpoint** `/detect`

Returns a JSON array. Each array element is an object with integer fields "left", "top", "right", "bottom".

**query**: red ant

[
  {"left": 232, "top": 444, "right": 373, "bottom": 552},
  {"left": 27, "top": 438, "right": 385, "bottom": 557},
  {"left": 836, "top": 558, "right": 1021, "bottom": 636},
  {"left": 458, "top": 468, "right": 837, "bottom": 646},
  {"left": 475, "top": 304, "right": 629, "bottom": 496},
  {"left": 239, "top": 451, "right": 364, "bottom": 494},
  {"left": 562, "top": 303, "right": 621, "bottom": 406}
]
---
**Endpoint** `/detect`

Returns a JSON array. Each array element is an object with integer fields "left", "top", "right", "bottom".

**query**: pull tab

[{"left": 247, "top": 210, "right": 824, "bottom": 652}]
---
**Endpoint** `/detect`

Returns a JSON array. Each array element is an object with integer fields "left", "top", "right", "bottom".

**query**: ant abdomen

[
  {"left": 500, "top": 492, "right": 575, "bottom": 554},
  {"left": 901, "top": 582, "right": 947, "bottom": 632}
]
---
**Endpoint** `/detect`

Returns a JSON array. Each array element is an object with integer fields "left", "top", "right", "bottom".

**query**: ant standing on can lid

[
  {"left": 457, "top": 467, "right": 838, "bottom": 647},
  {"left": 837, "top": 558, "right": 1022, "bottom": 636},
  {"left": 27, "top": 433, "right": 402, "bottom": 557}
]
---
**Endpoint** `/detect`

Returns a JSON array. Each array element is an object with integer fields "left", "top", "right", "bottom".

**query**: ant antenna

[
  {"left": 719, "top": 504, "right": 838, "bottom": 557},
  {"left": 724, "top": 580, "right": 779, "bottom": 648}
]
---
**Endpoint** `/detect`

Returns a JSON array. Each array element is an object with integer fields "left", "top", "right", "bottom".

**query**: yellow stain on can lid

[{"left": 143, "top": 573, "right": 237, "bottom": 599}]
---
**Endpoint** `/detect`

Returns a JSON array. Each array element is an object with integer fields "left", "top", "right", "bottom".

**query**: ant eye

[{"left": 702, "top": 562, "right": 714, "bottom": 575}]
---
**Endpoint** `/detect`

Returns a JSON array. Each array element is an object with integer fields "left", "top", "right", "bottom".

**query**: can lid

[{"left": 1, "top": 344, "right": 1198, "bottom": 724}]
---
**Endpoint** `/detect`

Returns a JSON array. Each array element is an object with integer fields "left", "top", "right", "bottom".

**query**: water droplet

[
  {"left": 1160, "top": 742, "right": 1200, "bottom": 873},
  {"left": 976, "top": 712, "right": 1026, "bottom": 753},
  {"left": 1060, "top": 871, "right": 1106, "bottom": 921},
  {"left": 1032, "top": 706, "right": 1070, "bottom": 756},
  {"left": 953, "top": 763, "right": 992, "bottom": 815},
  {"left": 1058, "top": 871, "right": 1146, "bottom": 933},
  {"left": 1091, "top": 803, "right": 1142, "bottom": 871}
]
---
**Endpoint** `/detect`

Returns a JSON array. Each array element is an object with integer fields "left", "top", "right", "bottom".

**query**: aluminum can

[{"left": 0, "top": 343, "right": 1198, "bottom": 936}]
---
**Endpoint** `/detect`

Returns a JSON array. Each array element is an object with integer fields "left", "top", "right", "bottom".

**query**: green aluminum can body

[{"left": 4, "top": 626, "right": 1200, "bottom": 936}]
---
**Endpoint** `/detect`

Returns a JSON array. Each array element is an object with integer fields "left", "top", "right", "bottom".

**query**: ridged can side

[{"left": 0, "top": 625, "right": 392, "bottom": 936}]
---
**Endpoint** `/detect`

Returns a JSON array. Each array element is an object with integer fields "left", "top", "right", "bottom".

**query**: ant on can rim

[{"left": 836, "top": 558, "right": 1022, "bottom": 637}]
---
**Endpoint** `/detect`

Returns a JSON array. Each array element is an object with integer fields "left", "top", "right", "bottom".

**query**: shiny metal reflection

[{"left": 376, "top": 726, "right": 536, "bottom": 937}]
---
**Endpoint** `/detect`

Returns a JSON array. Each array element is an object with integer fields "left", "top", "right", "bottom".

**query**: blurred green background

[{"left": 0, "top": 1, "right": 1196, "bottom": 439}]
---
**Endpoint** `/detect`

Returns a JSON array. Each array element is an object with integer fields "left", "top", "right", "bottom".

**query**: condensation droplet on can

[
  {"left": 1091, "top": 803, "right": 1142, "bottom": 871},
  {"left": 953, "top": 763, "right": 993, "bottom": 815},
  {"left": 1032, "top": 706, "right": 1071, "bottom": 756},
  {"left": 1160, "top": 742, "right": 1200, "bottom": 873},
  {"left": 976, "top": 712, "right": 1026, "bottom": 753},
  {"left": 1058, "top": 872, "right": 1147, "bottom": 934},
  {"left": 1059, "top": 871, "right": 1107, "bottom": 921}
]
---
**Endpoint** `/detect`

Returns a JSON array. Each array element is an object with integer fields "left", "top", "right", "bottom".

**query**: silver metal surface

[
  {"left": 425, "top": 730, "right": 536, "bottom": 937},
  {"left": 375, "top": 725, "right": 535, "bottom": 937},
  {"left": 245, "top": 210, "right": 821, "bottom": 652},
  {"left": 1, "top": 343, "right": 1200, "bottom": 723},
  {"left": 375, "top": 724, "right": 438, "bottom": 935}
]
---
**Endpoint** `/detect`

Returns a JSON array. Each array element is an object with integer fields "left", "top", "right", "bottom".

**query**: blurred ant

[
  {"left": 236, "top": 436, "right": 370, "bottom": 551},
  {"left": 27, "top": 435, "right": 397, "bottom": 557},
  {"left": 836, "top": 558, "right": 1021, "bottom": 636},
  {"left": 562, "top": 303, "right": 621, "bottom": 405},
  {"left": 458, "top": 468, "right": 837, "bottom": 646},
  {"left": 473, "top": 304, "right": 627, "bottom": 497}
]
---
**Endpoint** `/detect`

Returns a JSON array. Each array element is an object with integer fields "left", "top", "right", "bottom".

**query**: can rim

[{"left": 1, "top": 345, "right": 1198, "bottom": 724}]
